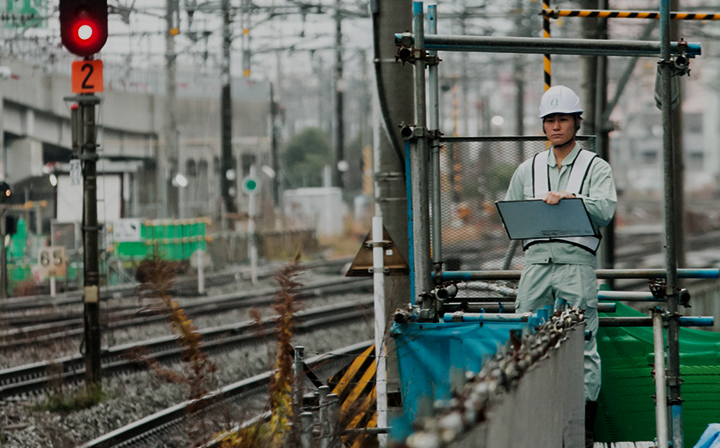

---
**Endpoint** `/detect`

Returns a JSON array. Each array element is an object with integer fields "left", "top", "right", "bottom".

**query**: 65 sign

[{"left": 38, "top": 246, "right": 67, "bottom": 278}]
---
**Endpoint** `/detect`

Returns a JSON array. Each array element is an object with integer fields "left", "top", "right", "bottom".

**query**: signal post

[{"left": 60, "top": 0, "right": 108, "bottom": 388}]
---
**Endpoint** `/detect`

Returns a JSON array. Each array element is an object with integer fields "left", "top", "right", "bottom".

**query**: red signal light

[{"left": 60, "top": 0, "right": 108, "bottom": 57}]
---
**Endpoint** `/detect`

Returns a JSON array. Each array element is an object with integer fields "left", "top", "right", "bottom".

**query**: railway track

[
  {"left": 0, "top": 300, "right": 374, "bottom": 400},
  {"left": 0, "top": 257, "right": 351, "bottom": 314},
  {"left": 78, "top": 340, "right": 373, "bottom": 448},
  {"left": 0, "top": 276, "right": 370, "bottom": 350}
]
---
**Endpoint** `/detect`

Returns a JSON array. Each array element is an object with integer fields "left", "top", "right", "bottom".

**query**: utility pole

[
  {"left": 220, "top": 0, "right": 236, "bottom": 222},
  {"left": 596, "top": 0, "right": 615, "bottom": 285},
  {"left": 671, "top": 0, "right": 686, "bottom": 270},
  {"left": 333, "top": 0, "right": 345, "bottom": 190},
  {"left": 372, "top": 0, "right": 413, "bottom": 401},
  {"left": 459, "top": 15, "right": 470, "bottom": 136},
  {"left": 513, "top": 0, "right": 526, "bottom": 161},
  {"left": 241, "top": 0, "right": 251, "bottom": 77},
  {"left": 270, "top": 82, "right": 280, "bottom": 206},
  {"left": 161, "top": 0, "right": 179, "bottom": 219},
  {"left": 80, "top": 93, "right": 102, "bottom": 387}
]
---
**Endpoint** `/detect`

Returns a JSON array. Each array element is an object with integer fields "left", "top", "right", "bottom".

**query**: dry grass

[
  {"left": 134, "top": 251, "right": 219, "bottom": 446},
  {"left": 217, "top": 253, "right": 305, "bottom": 448}
]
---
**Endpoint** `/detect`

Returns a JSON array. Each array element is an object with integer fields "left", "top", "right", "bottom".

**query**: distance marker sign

[
  {"left": 38, "top": 246, "right": 67, "bottom": 278},
  {"left": 72, "top": 60, "right": 103, "bottom": 93}
]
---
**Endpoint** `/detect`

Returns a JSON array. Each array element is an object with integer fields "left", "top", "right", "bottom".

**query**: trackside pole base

[
  {"left": 372, "top": 216, "right": 388, "bottom": 447},
  {"left": 197, "top": 249, "right": 205, "bottom": 295},
  {"left": 248, "top": 165, "right": 258, "bottom": 285},
  {"left": 50, "top": 276, "right": 56, "bottom": 298}
]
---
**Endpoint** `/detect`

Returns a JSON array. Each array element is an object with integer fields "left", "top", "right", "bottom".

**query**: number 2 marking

[{"left": 81, "top": 63, "right": 94, "bottom": 89}]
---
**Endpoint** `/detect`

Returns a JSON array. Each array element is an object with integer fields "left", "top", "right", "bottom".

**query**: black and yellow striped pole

[
  {"left": 542, "top": 0, "right": 551, "bottom": 91},
  {"left": 542, "top": 9, "right": 720, "bottom": 20}
]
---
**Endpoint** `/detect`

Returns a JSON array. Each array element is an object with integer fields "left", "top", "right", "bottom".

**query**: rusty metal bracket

[
  {"left": 425, "top": 54, "right": 441, "bottom": 66},
  {"left": 648, "top": 278, "right": 667, "bottom": 300}
]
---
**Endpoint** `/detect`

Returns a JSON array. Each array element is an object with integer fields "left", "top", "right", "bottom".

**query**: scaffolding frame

[{"left": 395, "top": 2, "right": 717, "bottom": 447}]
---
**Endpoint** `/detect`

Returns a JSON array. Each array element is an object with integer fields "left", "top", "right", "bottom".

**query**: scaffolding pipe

[
  {"left": 599, "top": 316, "right": 712, "bottom": 327},
  {"left": 447, "top": 314, "right": 712, "bottom": 326},
  {"left": 542, "top": 9, "right": 720, "bottom": 20},
  {"left": 653, "top": 310, "right": 669, "bottom": 448},
  {"left": 411, "top": 2, "right": 433, "bottom": 304},
  {"left": 660, "top": 0, "right": 683, "bottom": 444},
  {"left": 442, "top": 288, "right": 680, "bottom": 302},
  {"left": 443, "top": 302, "right": 617, "bottom": 313},
  {"left": 599, "top": 291, "right": 663, "bottom": 301},
  {"left": 395, "top": 34, "right": 701, "bottom": 58},
  {"left": 427, "top": 4, "right": 442, "bottom": 275},
  {"left": 404, "top": 141, "right": 415, "bottom": 303},
  {"left": 443, "top": 312, "right": 532, "bottom": 323},
  {"left": 437, "top": 268, "right": 719, "bottom": 281}
]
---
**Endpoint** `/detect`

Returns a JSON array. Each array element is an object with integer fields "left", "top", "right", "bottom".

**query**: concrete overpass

[{"left": 0, "top": 56, "right": 271, "bottom": 221}]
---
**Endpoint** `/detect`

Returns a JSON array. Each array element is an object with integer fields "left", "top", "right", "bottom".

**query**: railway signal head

[
  {"left": 0, "top": 182, "right": 11, "bottom": 203},
  {"left": 60, "top": 0, "right": 108, "bottom": 57}
]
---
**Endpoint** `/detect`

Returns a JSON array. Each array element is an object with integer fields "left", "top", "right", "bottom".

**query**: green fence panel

[
  {"left": 596, "top": 302, "right": 720, "bottom": 445},
  {"left": 112, "top": 218, "right": 209, "bottom": 262}
]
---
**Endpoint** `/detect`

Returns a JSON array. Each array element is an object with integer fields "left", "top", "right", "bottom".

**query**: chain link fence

[{"left": 436, "top": 136, "right": 596, "bottom": 272}]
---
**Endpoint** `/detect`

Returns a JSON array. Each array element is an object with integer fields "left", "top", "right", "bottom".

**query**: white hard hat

[{"left": 538, "top": 85, "right": 583, "bottom": 118}]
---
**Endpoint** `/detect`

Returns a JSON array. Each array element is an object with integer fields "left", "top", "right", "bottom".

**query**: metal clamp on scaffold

[
  {"left": 671, "top": 38, "right": 691, "bottom": 76},
  {"left": 399, "top": 123, "right": 431, "bottom": 141},
  {"left": 648, "top": 278, "right": 691, "bottom": 307},
  {"left": 395, "top": 32, "right": 421, "bottom": 65},
  {"left": 395, "top": 31, "right": 441, "bottom": 66}
]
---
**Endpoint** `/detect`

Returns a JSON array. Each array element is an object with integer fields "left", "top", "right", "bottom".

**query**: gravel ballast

[{"left": 1, "top": 304, "right": 374, "bottom": 447}]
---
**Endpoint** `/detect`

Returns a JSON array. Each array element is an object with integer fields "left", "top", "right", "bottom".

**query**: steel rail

[
  {"left": 541, "top": 9, "right": 720, "bottom": 20},
  {"left": 78, "top": 341, "right": 373, "bottom": 448},
  {"left": 0, "top": 277, "right": 372, "bottom": 348},
  {"left": 0, "top": 270, "right": 239, "bottom": 312},
  {"left": 395, "top": 34, "right": 701, "bottom": 58},
  {"left": 0, "top": 300, "right": 375, "bottom": 399}
]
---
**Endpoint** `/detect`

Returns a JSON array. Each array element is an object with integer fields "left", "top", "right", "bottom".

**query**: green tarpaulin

[{"left": 596, "top": 302, "right": 720, "bottom": 444}]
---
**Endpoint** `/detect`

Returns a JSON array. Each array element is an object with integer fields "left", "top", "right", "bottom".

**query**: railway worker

[{"left": 504, "top": 85, "right": 617, "bottom": 447}]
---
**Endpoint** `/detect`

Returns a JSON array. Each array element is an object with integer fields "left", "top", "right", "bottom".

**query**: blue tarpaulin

[
  {"left": 694, "top": 424, "right": 720, "bottom": 448},
  {"left": 390, "top": 320, "right": 530, "bottom": 439}
]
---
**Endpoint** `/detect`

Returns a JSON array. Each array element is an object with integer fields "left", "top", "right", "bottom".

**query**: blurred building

[{"left": 0, "top": 56, "right": 272, "bottom": 223}]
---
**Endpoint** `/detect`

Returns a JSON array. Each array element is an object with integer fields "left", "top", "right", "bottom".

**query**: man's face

[{"left": 543, "top": 113, "right": 578, "bottom": 147}]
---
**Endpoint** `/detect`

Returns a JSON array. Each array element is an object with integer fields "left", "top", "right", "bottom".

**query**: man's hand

[{"left": 543, "top": 191, "right": 575, "bottom": 205}]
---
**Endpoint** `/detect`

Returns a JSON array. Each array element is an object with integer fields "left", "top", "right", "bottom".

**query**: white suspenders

[{"left": 524, "top": 149, "right": 601, "bottom": 254}]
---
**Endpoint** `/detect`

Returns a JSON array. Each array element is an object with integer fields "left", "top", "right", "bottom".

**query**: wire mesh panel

[{"left": 436, "top": 136, "right": 595, "bottom": 272}]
